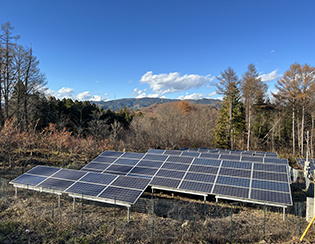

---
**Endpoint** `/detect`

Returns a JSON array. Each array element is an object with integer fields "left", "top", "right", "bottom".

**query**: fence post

[
  {"left": 151, "top": 197, "right": 154, "bottom": 243},
  {"left": 263, "top": 204, "right": 266, "bottom": 237},
  {"left": 230, "top": 204, "right": 233, "bottom": 243}
]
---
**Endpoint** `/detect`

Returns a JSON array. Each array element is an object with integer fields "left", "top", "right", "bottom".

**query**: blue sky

[{"left": 1, "top": 0, "right": 314, "bottom": 101}]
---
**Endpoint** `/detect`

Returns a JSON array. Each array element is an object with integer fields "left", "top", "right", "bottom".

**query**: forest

[{"left": 1, "top": 21, "right": 315, "bottom": 168}]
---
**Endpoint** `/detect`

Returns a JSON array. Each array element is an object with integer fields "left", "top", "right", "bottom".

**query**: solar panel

[
  {"left": 241, "top": 156, "right": 264, "bottom": 163},
  {"left": 221, "top": 160, "right": 252, "bottom": 170},
  {"left": 219, "top": 168, "right": 251, "bottom": 178},
  {"left": 216, "top": 175, "right": 250, "bottom": 187},
  {"left": 10, "top": 174, "right": 47, "bottom": 186},
  {"left": 166, "top": 156, "right": 193, "bottom": 164},
  {"left": 100, "top": 151, "right": 124, "bottom": 157},
  {"left": 150, "top": 177, "right": 181, "bottom": 188},
  {"left": 179, "top": 181, "right": 213, "bottom": 193},
  {"left": 27, "top": 165, "right": 60, "bottom": 177},
  {"left": 181, "top": 151, "right": 201, "bottom": 157},
  {"left": 253, "top": 164, "right": 287, "bottom": 173},
  {"left": 251, "top": 179, "right": 290, "bottom": 193},
  {"left": 128, "top": 167, "right": 158, "bottom": 176},
  {"left": 136, "top": 160, "right": 164, "bottom": 168},
  {"left": 80, "top": 168, "right": 103, "bottom": 173},
  {"left": 143, "top": 154, "right": 168, "bottom": 161},
  {"left": 161, "top": 162, "right": 190, "bottom": 171},
  {"left": 121, "top": 152, "right": 145, "bottom": 159},
  {"left": 65, "top": 182, "right": 106, "bottom": 197},
  {"left": 212, "top": 185, "right": 249, "bottom": 198},
  {"left": 184, "top": 172, "right": 216, "bottom": 183},
  {"left": 53, "top": 169, "right": 86, "bottom": 181},
  {"left": 147, "top": 149, "right": 164, "bottom": 154},
  {"left": 264, "top": 158, "right": 288, "bottom": 165},
  {"left": 98, "top": 186, "right": 143, "bottom": 204},
  {"left": 199, "top": 153, "right": 220, "bottom": 159},
  {"left": 189, "top": 165, "right": 219, "bottom": 174},
  {"left": 82, "top": 162, "right": 110, "bottom": 170},
  {"left": 252, "top": 171, "right": 288, "bottom": 182},
  {"left": 250, "top": 189, "right": 291, "bottom": 205},
  {"left": 111, "top": 175, "right": 151, "bottom": 190},
  {"left": 37, "top": 178, "right": 74, "bottom": 191},
  {"left": 92, "top": 156, "right": 117, "bottom": 163},
  {"left": 114, "top": 158, "right": 139, "bottom": 166},
  {"left": 79, "top": 173, "right": 117, "bottom": 185},
  {"left": 156, "top": 169, "right": 186, "bottom": 179},
  {"left": 193, "top": 158, "right": 221, "bottom": 167},
  {"left": 105, "top": 165, "right": 133, "bottom": 173},
  {"left": 164, "top": 150, "right": 182, "bottom": 156}
]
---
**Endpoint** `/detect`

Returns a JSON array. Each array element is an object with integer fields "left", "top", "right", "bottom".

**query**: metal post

[
  {"left": 52, "top": 190, "right": 54, "bottom": 219},
  {"left": 263, "top": 204, "right": 266, "bottom": 236},
  {"left": 152, "top": 188, "right": 154, "bottom": 198},
  {"left": 15, "top": 187, "right": 17, "bottom": 197},
  {"left": 81, "top": 193, "right": 83, "bottom": 227},
  {"left": 73, "top": 197, "right": 76, "bottom": 211},
  {"left": 58, "top": 195, "right": 61, "bottom": 209},
  {"left": 283, "top": 207, "right": 285, "bottom": 221},
  {"left": 127, "top": 207, "right": 130, "bottom": 222},
  {"left": 216, "top": 197, "right": 218, "bottom": 216},
  {"left": 151, "top": 197, "right": 154, "bottom": 243},
  {"left": 114, "top": 197, "right": 116, "bottom": 235},
  {"left": 204, "top": 195, "right": 206, "bottom": 216},
  {"left": 230, "top": 204, "right": 233, "bottom": 243}
]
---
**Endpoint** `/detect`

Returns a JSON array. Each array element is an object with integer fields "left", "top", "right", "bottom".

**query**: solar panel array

[
  {"left": 80, "top": 150, "right": 292, "bottom": 206},
  {"left": 10, "top": 165, "right": 150, "bottom": 206},
  {"left": 10, "top": 148, "right": 292, "bottom": 207}
]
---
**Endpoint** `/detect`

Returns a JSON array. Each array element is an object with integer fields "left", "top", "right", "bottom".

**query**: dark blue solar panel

[
  {"left": 79, "top": 173, "right": 117, "bottom": 185},
  {"left": 80, "top": 168, "right": 103, "bottom": 173},
  {"left": 92, "top": 156, "right": 117, "bottom": 163},
  {"left": 143, "top": 154, "right": 168, "bottom": 161},
  {"left": 83, "top": 162, "right": 110, "bottom": 170},
  {"left": 111, "top": 176, "right": 151, "bottom": 190},
  {"left": 212, "top": 185, "right": 249, "bottom": 198},
  {"left": 37, "top": 178, "right": 74, "bottom": 191},
  {"left": 193, "top": 158, "right": 221, "bottom": 167},
  {"left": 221, "top": 160, "right": 252, "bottom": 170},
  {"left": 179, "top": 148, "right": 189, "bottom": 151},
  {"left": 198, "top": 148, "right": 210, "bottom": 153},
  {"left": 184, "top": 172, "right": 216, "bottom": 183},
  {"left": 27, "top": 166, "right": 60, "bottom": 177},
  {"left": 161, "top": 163, "right": 189, "bottom": 171},
  {"left": 99, "top": 186, "right": 143, "bottom": 204},
  {"left": 219, "top": 155, "right": 241, "bottom": 161},
  {"left": 199, "top": 153, "right": 220, "bottom": 159},
  {"left": 136, "top": 160, "right": 163, "bottom": 168},
  {"left": 179, "top": 181, "right": 213, "bottom": 193},
  {"left": 252, "top": 171, "right": 288, "bottom": 182},
  {"left": 254, "top": 164, "right": 287, "bottom": 173},
  {"left": 219, "top": 168, "right": 251, "bottom": 178},
  {"left": 264, "top": 158, "right": 288, "bottom": 164},
  {"left": 147, "top": 149, "right": 164, "bottom": 154},
  {"left": 251, "top": 179, "right": 290, "bottom": 192},
  {"left": 250, "top": 189, "right": 292, "bottom": 205},
  {"left": 216, "top": 176, "right": 250, "bottom": 187},
  {"left": 189, "top": 148, "right": 199, "bottom": 152},
  {"left": 129, "top": 167, "right": 158, "bottom": 176},
  {"left": 181, "top": 152, "right": 200, "bottom": 157},
  {"left": 156, "top": 169, "right": 186, "bottom": 179},
  {"left": 121, "top": 152, "right": 144, "bottom": 159},
  {"left": 11, "top": 174, "right": 47, "bottom": 186},
  {"left": 189, "top": 165, "right": 219, "bottom": 174},
  {"left": 65, "top": 182, "right": 106, "bottom": 196},
  {"left": 53, "top": 169, "right": 87, "bottom": 181},
  {"left": 241, "top": 156, "right": 264, "bottom": 163},
  {"left": 105, "top": 165, "right": 133, "bottom": 173},
  {"left": 164, "top": 150, "right": 182, "bottom": 156},
  {"left": 114, "top": 158, "right": 139, "bottom": 166},
  {"left": 150, "top": 177, "right": 180, "bottom": 188},
  {"left": 166, "top": 156, "right": 193, "bottom": 164},
  {"left": 100, "top": 151, "right": 124, "bottom": 157},
  {"left": 128, "top": 174, "right": 152, "bottom": 179}
]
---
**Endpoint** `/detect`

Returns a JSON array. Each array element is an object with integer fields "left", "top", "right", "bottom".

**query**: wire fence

[{"left": 0, "top": 178, "right": 310, "bottom": 243}]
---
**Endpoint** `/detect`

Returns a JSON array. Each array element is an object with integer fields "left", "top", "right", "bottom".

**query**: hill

[{"left": 94, "top": 97, "right": 222, "bottom": 111}]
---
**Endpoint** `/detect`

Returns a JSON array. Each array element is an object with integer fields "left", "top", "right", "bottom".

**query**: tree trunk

[
  {"left": 292, "top": 102, "right": 295, "bottom": 156},
  {"left": 301, "top": 104, "right": 305, "bottom": 157},
  {"left": 247, "top": 105, "right": 251, "bottom": 151},
  {"left": 229, "top": 97, "right": 232, "bottom": 149}
]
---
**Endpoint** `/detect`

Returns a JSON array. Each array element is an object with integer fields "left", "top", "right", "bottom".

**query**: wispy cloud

[
  {"left": 140, "top": 71, "right": 215, "bottom": 96},
  {"left": 45, "top": 87, "right": 105, "bottom": 101},
  {"left": 177, "top": 91, "right": 217, "bottom": 100},
  {"left": 259, "top": 69, "right": 282, "bottom": 82}
]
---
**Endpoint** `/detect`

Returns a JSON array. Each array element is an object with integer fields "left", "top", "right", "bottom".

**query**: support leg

[
  {"left": 73, "top": 197, "right": 76, "bottom": 212},
  {"left": 58, "top": 195, "right": 61, "bottom": 209},
  {"left": 283, "top": 207, "right": 285, "bottom": 221},
  {"left": 15, "top": 187, "right": 17, "bottom": 197},
  {"left": 127, "top": 207, "right": 130, "bottom": 222}
]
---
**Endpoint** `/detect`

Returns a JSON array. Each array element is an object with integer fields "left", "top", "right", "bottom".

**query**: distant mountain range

[{"left": 93, "top": 97, "right": 222, "bottom": 111}]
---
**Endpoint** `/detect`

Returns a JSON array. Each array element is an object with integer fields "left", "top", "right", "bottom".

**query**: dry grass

[{"left": 0, "top": 187, "right": 313, "bottom": 244}]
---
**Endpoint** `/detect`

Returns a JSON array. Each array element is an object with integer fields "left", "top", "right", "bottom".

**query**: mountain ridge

[{"left": 94, "top": 97, "right": 222, "bottom": 111}]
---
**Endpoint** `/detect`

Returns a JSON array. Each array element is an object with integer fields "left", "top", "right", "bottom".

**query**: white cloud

[
  {"left": 77, "top": 91, "right": 103, "bottom": 101},
  {"left": 136, "top": 92, "right": 160, "bottom": 98},
  {"left": 140, "top": 71, "right": 215, "bottom": 96},
  {"left": 208, "top": 91, "right": 216, "bottom": 97},
  {"left": 259, "top": 69, "right": 282, "bottom": 82},
  {"left": 58, "top": 87, "right": 75, "bottom": 96},
  {"left": 178, "top": 93, "right": 205, "bottom": 100}
]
